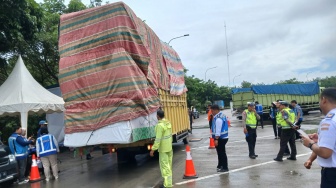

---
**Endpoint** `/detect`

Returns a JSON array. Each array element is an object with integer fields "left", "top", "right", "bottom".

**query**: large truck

[
  {"left": 231, "top": 82, "right": 322, "bottom": 120},
  {"left": 57, "top": 2, "right": 189, "bottom": 162}
]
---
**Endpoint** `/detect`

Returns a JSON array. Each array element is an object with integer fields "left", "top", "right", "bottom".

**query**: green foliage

[
  {"left": 185, "top": 74, "right": 232, "bottom": 111},
  {"left": 241, "top": 81, "right": 252, "bottom": 88},
  {"left": 65, "top": 0, "right": 86, "bottom": 13},
  {"left": 274, "top": 78, "right": 303, "bottom": 85},
  {"left": 316, "top": 76, "right": 336, "bottom": 88}
]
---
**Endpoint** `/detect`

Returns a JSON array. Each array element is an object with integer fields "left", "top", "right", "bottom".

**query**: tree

[
  {"left": 0, "top": 0, "right": 44, "bottom": 84},
  {"left": 65, "top": 0, "right": 86, "bottom": 13},
  {"left": 241, "top": 81, "right": 252, "bottom": 88},
  {"left": 274, "top": 78, "right": 302, "bottom": 85}
]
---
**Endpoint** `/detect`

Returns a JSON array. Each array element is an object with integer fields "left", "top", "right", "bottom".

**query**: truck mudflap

[{"left": 173, "top": 131, "right": 189, "bottom": 144}]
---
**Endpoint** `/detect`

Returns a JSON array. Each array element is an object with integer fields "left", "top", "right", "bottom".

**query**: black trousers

[
  {"left": 271, "top": 118, "right": 278, "bottom": 137},
  {"left": 246, "top": 127, "right": 257, "bottom": 156},
  {"left": 256, "top": 115, "right": 264, "bottom": 128},
  {"left": 277, "top": 129, "right": 296, "bottom": 158},
  {"left": 321, "top": 168, "right": 336, "bottom": 188},
  {"left": 216, "top": 138, "right": 228, "bottom": 169},
  {"left": 295, "top": 119, "right": 303, "bottom": 139}
]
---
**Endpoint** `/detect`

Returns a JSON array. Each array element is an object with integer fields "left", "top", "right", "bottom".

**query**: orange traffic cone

[
  {"left": 183, "top": 145, "right": 198, "bottom": 179},
  {"left": 208, "top": 137, "right": 216, "bottom": 149},
  {"left": 29, "top": 154, "right": 42, "bottom": 182},
  {"left": 227, "top": 116, "right": 231, "bottom": 127}
]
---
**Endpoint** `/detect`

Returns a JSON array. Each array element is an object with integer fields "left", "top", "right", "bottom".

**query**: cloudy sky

[{"left": 38, "top": 0, "right": 336, "bottom": 87}]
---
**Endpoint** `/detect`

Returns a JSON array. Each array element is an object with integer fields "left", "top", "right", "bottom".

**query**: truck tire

[
  {"left": 117, "top": 149, "right": 136, "bottom": 164},
  {"left": 183, "top": 137, "right": 189, "bottom": 145}
]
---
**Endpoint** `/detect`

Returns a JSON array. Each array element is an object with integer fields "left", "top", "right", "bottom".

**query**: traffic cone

[
  {"left": 208, "top": 137, "right": 215, "bottom": 149},
  {"left": 183, "top": 145, "right": 198, "bottom": 179},
  {"left": 29, "top": 154, "right": 42, "bottom": 182},
  {"left": 227, "top": 116, "right": 231, "bottom": 127}
]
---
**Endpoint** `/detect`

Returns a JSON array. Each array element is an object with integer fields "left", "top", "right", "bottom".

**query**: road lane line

[
  {"left": 183, "top": 135, "right": 274, "bottom": 151},
  {"left": 175, "top": 152, "right": 311, "bottom": 186}
]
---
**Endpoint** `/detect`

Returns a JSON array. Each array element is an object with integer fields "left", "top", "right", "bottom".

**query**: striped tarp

[{"left": 58, "top": 2, "right": 186, "bottom": 134}]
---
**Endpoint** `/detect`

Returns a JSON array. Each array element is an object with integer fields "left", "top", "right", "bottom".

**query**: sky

[{"left": 37, "top": 0, "right": 336, "bottom": 87}]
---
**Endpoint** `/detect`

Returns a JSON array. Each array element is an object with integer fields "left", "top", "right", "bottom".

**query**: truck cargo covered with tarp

[
  {"left": 232, "top": 82, "right": 319, "bottom": 95},
  {"left": 231, "top": 82, "right": 321, "bottom": 119},
  {"left": 58, "top": 2, "right": 188, "bottom": 147}
]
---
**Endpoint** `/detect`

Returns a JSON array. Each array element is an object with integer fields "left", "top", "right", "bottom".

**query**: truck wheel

[
  {"left": 183, "top": 137, "right": 189, "bottom": 145},
  {"left": 117, "top": 149, "right": 136, "bottom": 164}
]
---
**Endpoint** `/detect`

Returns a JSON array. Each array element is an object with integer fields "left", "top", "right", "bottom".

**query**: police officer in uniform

[
  {"left": 242, "top": 102, "right": 260, "bottom": 159},
  {"left": 274, "top": 101, "right": 297, "bottom": 161},
  {"left": 302, "top": 88, "right": 336, "bottom": 188},
  {"left": 275, "top": 100, "right": 291, "bottom": 155}
]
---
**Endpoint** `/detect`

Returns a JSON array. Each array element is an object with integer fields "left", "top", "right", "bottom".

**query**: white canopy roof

[{"left": 0, "top": 56, "right": 65, "bottom": 132}]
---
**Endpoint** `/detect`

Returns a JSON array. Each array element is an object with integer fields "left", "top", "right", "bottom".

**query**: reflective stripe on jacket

[
  {"left": 8, "top": 133, "right": 29, "bottom": 160},
  {"left": 152, "top": 118, "right": 172, "bottom": 153},
  {"left": 280, "top": 108, "right": 295, "bottom": 129},
  {"left": 36, "top": 134, "right": 59, "bottom": 157},
  {"left": 245, "top": 109, "right": 257, "bottom": 128},
  {"left": 211, "top": 112, "right": 228, "bottom": 139}
]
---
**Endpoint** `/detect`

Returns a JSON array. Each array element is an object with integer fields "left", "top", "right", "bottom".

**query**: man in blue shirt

[
  {"left": 8, "top": 125, "right": 34, "bottom": 184},
  {"left": 291, "top": 100, "right": 303, "bottom": 140},
  {"left": 255, "top": 101, "right": 264, "bottom": 129}
]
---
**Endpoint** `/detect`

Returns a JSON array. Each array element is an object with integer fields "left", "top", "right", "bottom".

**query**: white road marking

[
  {"left": 175, "top": 152, "right": 311, "bottom": 186},
  {"left": 183, "top": 135, "right": 274, "bottom": 151}
]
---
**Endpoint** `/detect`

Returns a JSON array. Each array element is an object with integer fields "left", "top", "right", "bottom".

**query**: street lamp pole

[
  {"left": 224, "top": 22, "right": 231, "bottom": 86},
  {"left": 233, "top": 74, "right": 242, "bottom": 86},
  {"left": 306, "top": 71, "right": 312, "bottom": 82},
  {"left": 168, "top": 34, "right": 189, "bottom": 45},
  {"left": 205, "top": 66, "right": 217, "bottom": 81}
]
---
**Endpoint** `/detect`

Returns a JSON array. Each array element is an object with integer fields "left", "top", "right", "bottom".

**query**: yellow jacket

[{"left": 152, "top": 118, "right": 173, "bottom": 152}]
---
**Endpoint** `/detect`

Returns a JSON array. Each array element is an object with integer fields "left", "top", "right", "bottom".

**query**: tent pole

[{"left": 20, "top": 112, "right": 28, "bottom": 134}]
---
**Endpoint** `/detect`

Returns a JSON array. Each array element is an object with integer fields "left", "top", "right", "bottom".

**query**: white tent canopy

[{"left": 0, "top": 56, "right": 65, "bottom": 133}]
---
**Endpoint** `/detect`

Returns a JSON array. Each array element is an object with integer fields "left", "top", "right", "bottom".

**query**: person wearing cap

[
  {"left": 36, "top": 127, "right": 60, "bottom": 181},
  {"left": 274, "top": 101, "right": 297, "bottom": 162},
  {"left": 37, "top": 120, "right": 48, "bottom": 138},
  {"left": 301, "top": 88, "right": 336, "bottom": 188},
  {"left": 291, "top": 100, "right": 304, "bottom": 140},
  {"left": 276, "top": 99, "right": 291, "bottom": 155},
  {"left": 255, "top": 101, "right": 264, "bottom": 129},
  {"left": 242, "top": 102, "right": 260, "bottom": 159}
]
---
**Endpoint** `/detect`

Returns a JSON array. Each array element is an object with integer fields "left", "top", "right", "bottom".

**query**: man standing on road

[
  {"left": 36, "top": 127, "right": 60, "bottom": 181},
  {"left": 255, "top": 101, "right": 264, "bottom": 129},
  {"left": 291, "top": 100, "right": 303, "bottom": 140},
  {"left": 211, "top": 104, "right": 229, "bottom": 172},
  {"left": 150, "top": 110, "right": 173, "bottom": 188},
  {"left": 242, "top": 102, "right": 260, "bottom": 159},
  {"left": 8, "top": 125, "right": 35, "bottom": 184},
  {"left": 274, "top": 101, "right": 297, "bottom": 162},
  {"left": 302, "top": 88, "right": 336, "bottom": 188}
]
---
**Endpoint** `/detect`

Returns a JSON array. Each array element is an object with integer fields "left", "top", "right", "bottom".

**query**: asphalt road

[{"left": 5, "top": 109, "right": 324, "bottom": 188}]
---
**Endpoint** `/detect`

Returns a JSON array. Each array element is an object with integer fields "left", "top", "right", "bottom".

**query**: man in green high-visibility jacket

[{"left": 150, "top": 110, "right": 173, "bottom": 188}]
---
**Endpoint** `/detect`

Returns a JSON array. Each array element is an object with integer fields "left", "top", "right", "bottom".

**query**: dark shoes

[
  {"left": 283, "top": 153, "right": 290, "bottom": 156},
  {"left": 249, "top": 155, "right": 256, "bottom": 159},
  {"left": 273, "top": 158, "right": 283, "bottom": 162},
  {"left": 217, "top": 168, "right": 229, "bottom": 172},
  {"left": 287, "top": 157, "right": 297, "bottom": 161}
]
